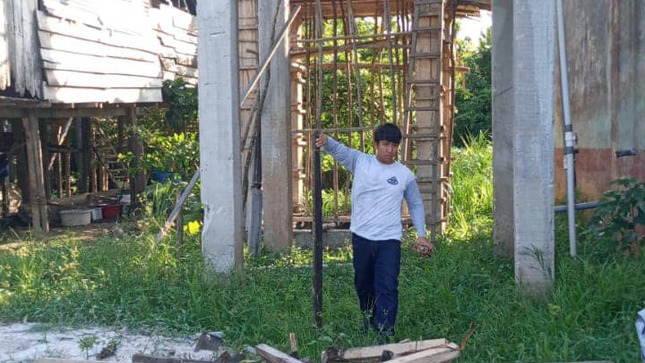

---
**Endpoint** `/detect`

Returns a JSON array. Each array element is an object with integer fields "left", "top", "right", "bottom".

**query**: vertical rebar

[{"left": 313, "top": 0, "right": 325, "bottom": 329}]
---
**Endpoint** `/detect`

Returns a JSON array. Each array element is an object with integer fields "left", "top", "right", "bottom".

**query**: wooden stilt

[
  {"left": 128, "top": 105, "right": 145, "bottom": 207},
  {"left": 22, "top": 110, "right": 49, "bottom": 232},
  {"left": 13, "top": 119, "right": 31, "bottom": 205},
  {"left": 39, "top": 121, "right": 51, "bottom": 199}
]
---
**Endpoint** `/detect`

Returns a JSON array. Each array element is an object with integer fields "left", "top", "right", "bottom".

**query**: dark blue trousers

[{"left": 352, "top": 233, "right": 401, "bottom": 336}]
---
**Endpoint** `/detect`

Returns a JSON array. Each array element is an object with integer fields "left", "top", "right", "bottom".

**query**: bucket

[
  {"left": 101, "top": 204, "right": 121, "bottom": 219},
  {"left": 151, "top": 171, "right": 175, "bottom": 183},
  {"left": 119, "top": 194, "right": 131, "bottom": 205},
  {"left": 60, "top": 209, "right": 91, "bottom": 227},
  {"left": 89, "top": 207, "right": 103, "bottom": 221}
]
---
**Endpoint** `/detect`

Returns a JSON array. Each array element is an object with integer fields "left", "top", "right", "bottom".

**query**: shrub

[{"left": 589, "top": 177, "right": 645, "bottom": 257}]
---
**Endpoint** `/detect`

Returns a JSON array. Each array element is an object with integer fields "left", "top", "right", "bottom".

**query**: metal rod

[
  {"left": 554, "top": 201, "right": 598, "bottom": 213},
  {"left": 296, "top": 30, "right": 412, "bottom": 43},
  {"left": 382, "top": 0, "right": 397, "bottom": 123},
  {"left": 312, "top": 0, "right": 324, "bottom": 330},
  {"left": 155, "top": 170, "right": 200, "bottom": 244},
  {"left": 556, "top": 0, "right": 577, "bottom": 257}
]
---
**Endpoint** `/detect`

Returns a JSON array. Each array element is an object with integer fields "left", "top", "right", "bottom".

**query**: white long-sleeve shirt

[{"left": 324, "top": 136, "right": 427, "bottom": 241}]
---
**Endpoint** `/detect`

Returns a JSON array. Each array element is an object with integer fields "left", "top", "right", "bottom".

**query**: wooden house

[{"left": 0, "top": 0, "right": 197, "bottom": 231}]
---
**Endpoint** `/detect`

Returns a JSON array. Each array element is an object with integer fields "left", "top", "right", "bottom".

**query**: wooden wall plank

[
  {"left": 43, "top": 86, "right": 161, "bottom": 104},
  {"left": 0, "top": 0, "right": 10, "bottom": 90},
  {"left": 0, "top": 107, "right": 129, "bottom": 119},
  {"left": 45, "top": 69, "right": 162, "bottom": 88},
  {"left": 158, "top": 34, "right": 197, "bottom": 56},
  {"left": 159, "top": 58, "right": 197, "bottom": 75},
  {"left": 38, "top": 12, "right": 160, "bottom": 54},
  {"left": 6, "top": 0, "right": 42, "bottom": 98},
  {"left": 41, "top": 50, "right": 162, "bottom": 78},
  {"left": 160, "top": 4, "right": 196, "bottom": 33},
  {"left": 31, "top": 1, "right": 197, "bottom": 103},
  {"left": 162, "top": 71, "right": 197, "bottom": 85},
  {"left": 38, "top": 31, "right": 159, "bottom": 63},
  {"left": 42, "top": 0, "right": 152, "bottom": 36}
]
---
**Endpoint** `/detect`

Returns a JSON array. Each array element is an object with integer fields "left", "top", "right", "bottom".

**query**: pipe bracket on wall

[{"left": 615, "top": 149, "right": 637, "bottom": 158}]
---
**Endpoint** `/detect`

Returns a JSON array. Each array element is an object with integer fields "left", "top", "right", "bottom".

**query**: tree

[{"left": 454, "top": 29, "right": 492, "bottom": 147}]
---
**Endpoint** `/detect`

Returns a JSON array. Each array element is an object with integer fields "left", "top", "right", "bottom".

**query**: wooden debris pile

[
  {"left": 33, "top": 334, "right": 616, "bottom": 363},
  {"left": 35, "top": 335, "right": 460, "bottom": 363},
  {"left": 320, "top": 338, "right": 460, "bottom": 363},
  {"left": 256, "top": 337, "right": 460, "bottom": 363}
]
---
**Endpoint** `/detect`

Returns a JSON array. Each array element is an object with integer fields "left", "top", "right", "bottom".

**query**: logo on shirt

[{"left": 387, "top": 176, "right": 398, "bottom": 185}]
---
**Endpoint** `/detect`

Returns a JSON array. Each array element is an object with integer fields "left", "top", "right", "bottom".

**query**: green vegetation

[
  {"left": 1, "top": 18, "right": 641, "bottom": 363},
  {"left": 589, "top": 177, "right": 645, "bottom": 257},
  {"left": 454, "top": 30, "right": 492, "bottom": 147},
  {"left": 448, "top": 132, "right": 492, "bottom": 239},
  {"left": 78, "top": 335, "right": 99, "bottom": 359},
  {"left": 1, "top": 140, "right": 643, "bottom": 363}
]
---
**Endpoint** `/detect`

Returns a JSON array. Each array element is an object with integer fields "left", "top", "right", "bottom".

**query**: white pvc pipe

[{"left": 556, "top": 0, "right": 577, "bottom": 257}]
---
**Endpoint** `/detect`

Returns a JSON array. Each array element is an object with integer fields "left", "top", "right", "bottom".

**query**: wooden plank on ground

[
  {"left": 323, "top": 339, "right": 449, "bottom": 362},
  {"left": 256, "top": 344, "right": 306, "bottom": 363},
  {"left": 37, "top": 359, "right": 128, "bottom": 363},
  {"left": 385, "top": 344, "right": 460, "bottom": 363},
  {"left": 132, "top": 353, "right": 212, "bottom": 363}
]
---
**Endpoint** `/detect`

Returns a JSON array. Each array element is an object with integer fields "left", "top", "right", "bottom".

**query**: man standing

[{"left": 315, "top": 123, "right": 433, "bottom": 340}]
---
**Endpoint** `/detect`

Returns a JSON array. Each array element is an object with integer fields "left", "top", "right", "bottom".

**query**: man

[{"left": 315, "top": 123, "right": 433, "bottom": 339}]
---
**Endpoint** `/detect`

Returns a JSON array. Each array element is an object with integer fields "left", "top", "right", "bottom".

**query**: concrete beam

[{"left": 198, "top": 0, "right": 244, "bottom": 272}]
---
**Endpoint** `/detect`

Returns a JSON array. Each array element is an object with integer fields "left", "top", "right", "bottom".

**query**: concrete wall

[{"left": 555, "top": 0, "right": 645, "bottom": 200}]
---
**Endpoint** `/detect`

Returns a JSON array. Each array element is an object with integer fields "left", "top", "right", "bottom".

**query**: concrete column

[
  {"left": 198, "top": 0, "right": 244, "bottom": 272},
  {"left": 259, "top": 0, "right": 293, "bottom": 251},
  {"left": 512, "top": 1, "right": 556, "bottom": 294},
  {"left": 493, "top": 1, "right": 556, "bottom": 294},
  {"left": 492, "top": 0, "right": 515, "bottom": 258}
]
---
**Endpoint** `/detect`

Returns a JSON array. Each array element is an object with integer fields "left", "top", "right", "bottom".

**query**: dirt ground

[{"left": 0, "top": 323, "right": 224, "bottom": 363}]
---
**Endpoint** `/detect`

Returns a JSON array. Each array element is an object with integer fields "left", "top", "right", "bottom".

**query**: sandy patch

[{"left": 0, "top": 323, "right": 222, "bottom": 363}]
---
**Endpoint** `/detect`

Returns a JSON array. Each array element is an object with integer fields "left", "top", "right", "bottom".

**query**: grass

[
  {"left": 1, "top": 139, "right": 643, "bottom": 362},
  {"left": 448, "top": 132, "right": 493, "bottom": 238}
]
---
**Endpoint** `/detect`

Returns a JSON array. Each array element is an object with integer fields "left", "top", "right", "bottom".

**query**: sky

[{"left": 456, "top": 10, "right": 492, "bottom": 46}]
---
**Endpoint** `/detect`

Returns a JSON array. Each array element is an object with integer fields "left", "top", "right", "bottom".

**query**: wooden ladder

[
  {"left": 403, "top": 0, "right": 452, "bottom": 242},
  {"left": 92, "top": 125, "right": 129, "bottom": 191}
]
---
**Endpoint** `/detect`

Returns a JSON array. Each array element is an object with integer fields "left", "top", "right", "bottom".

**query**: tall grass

[
  {"left": 448, "top": 132, "right": 493, "bottom": 239},
  {"left": 1, "top": 138, "right": 643, "bottom": 362}
]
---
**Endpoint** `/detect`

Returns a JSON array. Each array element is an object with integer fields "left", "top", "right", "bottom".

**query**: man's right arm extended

[{"left": 317, "top": 134, "right": 362, "bottom": 173}]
